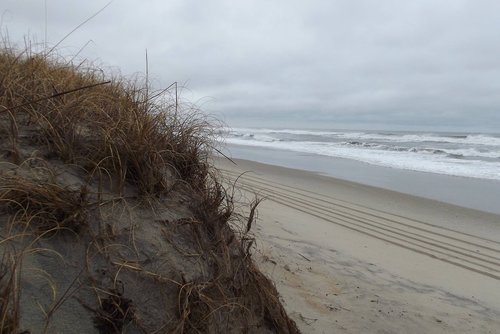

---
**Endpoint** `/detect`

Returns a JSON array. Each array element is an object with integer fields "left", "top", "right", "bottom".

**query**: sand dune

[
  {"left": 0, "top": 47, "right": 300, "bottom": 333},
  {"left": 217, "top": 157, "right": 500, "bottom": 333}
]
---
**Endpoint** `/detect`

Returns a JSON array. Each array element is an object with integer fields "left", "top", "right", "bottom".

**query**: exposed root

[{"left": 93, "top": 289, "right": 135, "bottom": 334}]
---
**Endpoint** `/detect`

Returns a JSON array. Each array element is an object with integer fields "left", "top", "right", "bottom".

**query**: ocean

[
  {"left": 223, "top": 128, "right": 500, "bottom": 181},
  {"left": 220, "top": 127, "right": 500, "bottom": 214}
]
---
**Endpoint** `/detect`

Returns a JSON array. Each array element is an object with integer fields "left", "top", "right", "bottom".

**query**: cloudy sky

[{"left": 2, "top": 0, "right": 500, "bottom": 131}]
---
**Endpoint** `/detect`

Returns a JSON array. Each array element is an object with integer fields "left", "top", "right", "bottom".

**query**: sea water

[
  {"left": 223, "top": 128, "right": 500, "bottom": 181},
  {"left": 220, "top": 127, "right": 500, "bottom": 214}
]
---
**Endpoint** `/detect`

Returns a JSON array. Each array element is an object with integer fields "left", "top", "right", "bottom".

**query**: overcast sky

[{"left": 2, "top": 0, "right": 500, "bottom": 132}]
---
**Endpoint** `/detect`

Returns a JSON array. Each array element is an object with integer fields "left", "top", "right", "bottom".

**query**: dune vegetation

[{"left": 0, "top": 42, "right": 299, "bottom": 333}]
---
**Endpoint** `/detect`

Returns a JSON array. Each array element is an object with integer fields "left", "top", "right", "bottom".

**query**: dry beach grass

[{"left": 0, "top": 43, "right": 299, "bottom": 333}]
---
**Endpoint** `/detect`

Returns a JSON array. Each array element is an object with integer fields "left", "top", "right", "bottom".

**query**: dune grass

[
  {"left": 0, "top": 253, "right": 20, "bottom": 334},
  {"left": 0, "top": 172, "right": 90, "bottom": 233},
  {"left": 0, "top": 44, "right": 214, "bottom": 197},
  {"left": 0, "top": 43, "right": 299, "bottom": 333}
]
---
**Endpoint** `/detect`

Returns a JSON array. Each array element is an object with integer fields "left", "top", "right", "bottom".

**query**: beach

[
  {"left": 216, "top": 156, "right": 500, "bottom": 333},
  {"left": 224, "top": 129, "right": 500, "bottom": 215},
  {"left": 6, "top": 1, "right": 500, "bottom": 331}
]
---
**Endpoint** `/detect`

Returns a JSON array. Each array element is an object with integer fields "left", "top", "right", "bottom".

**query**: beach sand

[{"left": 216, "top": 157, "right": 500, "bottom": 333}]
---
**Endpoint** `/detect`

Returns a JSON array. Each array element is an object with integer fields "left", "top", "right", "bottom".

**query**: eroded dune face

[{"left": 0, "top": 47, "right": 299, "bottom": 334}]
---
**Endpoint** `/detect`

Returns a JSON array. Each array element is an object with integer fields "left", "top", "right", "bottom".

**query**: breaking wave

[{"left": 223, "top": 128, "right": 500, "bottom": 180}]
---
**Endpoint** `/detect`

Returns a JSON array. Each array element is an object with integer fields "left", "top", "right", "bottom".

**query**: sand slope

[
  {"left": 0, "top": 47, "right": 299, "bottom": 333},
  {"left": 218, "top": 158, "right": 500, "bottom": 334}
]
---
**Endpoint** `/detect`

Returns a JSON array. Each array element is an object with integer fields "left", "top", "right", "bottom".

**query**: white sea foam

[
  {"left": 228, "top": 127, "right": 500, "bottom": 147},
  {"left": 224, "top": 128, "right": 500, "bottom": 180},
  {"left": 229, "top": 127, "right": 343, "bottom": 136},
  {"left": 336, "top": 132, "right": 500, "bottom": 146},
  {"left": 438, "top": 148, "right": 500, "bottom": 159}
]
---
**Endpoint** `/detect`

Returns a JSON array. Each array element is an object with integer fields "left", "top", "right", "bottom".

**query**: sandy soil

[{"left": 216, "top": 157, "right": 500, "bottom": 334}]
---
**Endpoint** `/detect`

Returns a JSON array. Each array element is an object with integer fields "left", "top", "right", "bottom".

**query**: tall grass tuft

[
  {"left": 0, "top": 253, "right": 20, "bottom": 334},
  {"left": 0, "top": 172, "right": 90, "bottom": 233},
  {"left": 0, "top": 45, "right": 215, "bottom": 197}
]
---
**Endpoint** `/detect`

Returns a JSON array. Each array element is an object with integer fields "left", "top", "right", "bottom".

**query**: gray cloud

[{"left": 3, "top": 0, "right": 500, "bottom": 131}]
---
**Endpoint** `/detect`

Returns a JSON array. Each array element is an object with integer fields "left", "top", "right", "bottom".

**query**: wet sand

[{"left": 216, "top": 157, "right": 500, "bottom": 333}]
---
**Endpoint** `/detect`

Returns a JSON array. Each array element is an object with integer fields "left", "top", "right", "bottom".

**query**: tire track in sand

[{"left": 222, "top": 169, "right": 500, "bottom": 280}]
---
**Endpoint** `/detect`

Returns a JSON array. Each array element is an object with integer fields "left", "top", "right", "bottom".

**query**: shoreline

[
  {"left": 215, "top": 156, "right": 500, "bottom": 333},
  {"left": 224, "top": 143, "right": 500, "bottom": 215}
]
